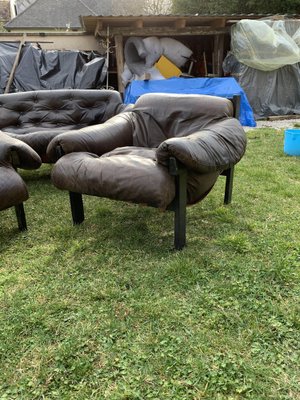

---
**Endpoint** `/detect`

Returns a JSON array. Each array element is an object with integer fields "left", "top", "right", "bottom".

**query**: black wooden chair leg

[
  {"left": 169, "top": 157, "right": 187, "bottom": 250},
  {"left": 221, "top": 95, "right": 239, "bottom": 205},
  {"left": 69, "top": 192, "right": 84, "bottom": 224},
  {"left": 223, "top": 166, "right": 234, "bottom": 205},
  {"left": 15, "top": 203, "right": 27, "bottom": 231},
  {"left": 174, "top": 191, "right": 187, "bottom": 250}
]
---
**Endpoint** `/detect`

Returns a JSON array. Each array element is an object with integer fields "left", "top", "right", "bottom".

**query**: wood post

[
  {"left": 212, "top": 34, "right": 225, "bottom": 77},
  {"left": 114, "top": 34, "right": 124, "bottom": 94},
  {"left": 4, "top": 33, "right": 26, "bottom": 94}
]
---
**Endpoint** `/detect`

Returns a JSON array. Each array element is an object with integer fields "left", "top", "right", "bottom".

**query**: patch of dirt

[{"left": 245, "top": 118, "right": 300, "bottom": 131}]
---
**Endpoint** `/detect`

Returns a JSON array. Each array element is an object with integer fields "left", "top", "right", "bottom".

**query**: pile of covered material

[
  {"left": 223, "top": 19, "right": 300, "bottom": 119},
  {"left": 230, "top": 19, "right": 300, "bottom": 71},
  {"left": 122, "top": 37, "right": 192, "bottom": 86},
  {"left": 0, "top": 42, "right": 107, "bottom": 93}
]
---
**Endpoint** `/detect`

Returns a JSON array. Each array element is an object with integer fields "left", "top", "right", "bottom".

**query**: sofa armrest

[
  {"left": 46, "top": 113, "right": 134, "bottom": 162},
  {"left": 156, "top": 118, "right": 247, "bottom": 173},
  {"left": 0, "top": 132, "right": 42, "bottom": 169}
]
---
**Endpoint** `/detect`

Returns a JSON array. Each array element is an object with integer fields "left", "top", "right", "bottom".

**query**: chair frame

[
  {"left": 168, "top": 95, "right": 241, "bottom": 249},
  {"left": 63, "top": 95, "right": 241, "bottom": 250},
  {"left": 14, "top": 203, "right": 27, "bottom": 231},
  {"left": 167, "top": 157, "right": 187, "bottom": 250},
  {"left": 12, "top": 156, "right": 28, "bottom": 231}
]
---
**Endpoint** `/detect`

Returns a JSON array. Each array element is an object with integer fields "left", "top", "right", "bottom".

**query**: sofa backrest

[
  {"left": 131, "top": 93, "right": 234, "bottom": 148},
  {"left": 0, "top": 89, "right": 125, "bottom": 134}
]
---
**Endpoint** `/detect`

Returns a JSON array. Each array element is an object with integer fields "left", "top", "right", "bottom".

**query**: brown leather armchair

[
  {"left": 48, "top": 93, "right": 247, "bottom": 249},
  {"left": 0, "top": 89, "right": 127, "bottom": 162},
  {"left": 0, "top": 133, "right": 41, "bottom": 230}
]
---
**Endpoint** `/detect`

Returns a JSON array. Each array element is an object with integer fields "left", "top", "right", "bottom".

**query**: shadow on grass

[
  {"left": 51, "top": 201, "right": 177, "bottom": 257},
  {"left": 0, "top": 219, "right": 29, "bottom": 253},
  {"left": 0, "top": 164, "right": 247, "bottom": 276},
  {"left": 42, "top": 197, "right": 246, "bottom": 272},
  {"left": 19, "top": 164, "right": 52, "bottom": 183}
]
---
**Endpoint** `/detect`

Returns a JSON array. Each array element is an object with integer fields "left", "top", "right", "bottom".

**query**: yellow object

[{"left": 155, "top": 55, "right": 182, "bottom": 78}]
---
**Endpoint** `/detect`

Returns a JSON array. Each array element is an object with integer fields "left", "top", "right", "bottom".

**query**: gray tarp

[
  {"left": 226, "top": 19, "right": 300, "bottom": 119},
  {"left": 0, "top": 42, "right": 19, "bottom": 91},
  {"left": 0, "top": 42, "right": 107, "bottom": 93},
  {"left": 223, "top": 52, "right": 300, "bottom": 119}
]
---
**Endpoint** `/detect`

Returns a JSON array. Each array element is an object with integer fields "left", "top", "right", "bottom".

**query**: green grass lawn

[{"left": 0, "top": 128, "right": 299, "bottom": 399}]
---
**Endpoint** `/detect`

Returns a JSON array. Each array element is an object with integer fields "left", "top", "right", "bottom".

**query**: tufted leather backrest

[
  {"left": 131, "top": 93, "right": 234, "bottom": 148},
  {"left": 0, "top": 89, "right": 125, "bottom": 135}
]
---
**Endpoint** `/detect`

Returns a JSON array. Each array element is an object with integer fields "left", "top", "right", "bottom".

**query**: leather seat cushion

[{"left": 51, "top": 147, "right": 176, "bottom": 209}]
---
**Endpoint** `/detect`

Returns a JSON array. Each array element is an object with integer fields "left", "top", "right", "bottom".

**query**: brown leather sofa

[
  {"left": 0, "top": 132, "right": 42, "bottom": 230},
  {"left": 48, "top": 93, "right": 247, "bottom": 249},
  {"left": 0, "top": 89, "right": 126, "bottom": 162}
]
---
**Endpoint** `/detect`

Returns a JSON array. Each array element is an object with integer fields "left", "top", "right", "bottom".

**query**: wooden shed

[{"left": 81, "top": 14, "right": 269, "bottom": 93}]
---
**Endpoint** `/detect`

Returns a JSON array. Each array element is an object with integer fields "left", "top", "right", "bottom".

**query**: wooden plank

[
  {"left": 96, "top": 26, "right": 230, "bottom": 37},
  {"left": 4, "top": 33, "right": 26, "bottom": 94},
  {"left": 94, "top": 20, "right": 103, "bottom": 37},
  {"left": 174, "top": 18, "right": 186, "bottom": 29},
  {"left": 83, "top": 14, "right": 268, "bottom": 35},
  {"left": 203, "top": 52, "right": 207, "bottom": 76},
  {"left": 134, "top": 19, "right": 143, "bottom": 28},
  {"left": 211, "top": 17, "right": 226, "bottom": 28},
  {"left": 213, "top": 34, "right": 225, "bottom": 76},
  {"left": 268, "top": 115, "right": 300, "bottom": 121},
  {"left": 114, "top": 34, "right": 124, "bottom": 94},
  {"left": 105, "top": 26, "right": 110, "bottom": 89}
]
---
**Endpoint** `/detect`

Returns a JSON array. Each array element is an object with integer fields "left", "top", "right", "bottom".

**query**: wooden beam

[
  {"left": 134, "top": 19, "right": 143, "bottom": 28},
  {"left": 94, "top": 20, "right": 103, "bottom": 37},
  {"left": 174, "top": 18, "right": 186, "bottom": 29},
  {"left": 268, "top": 114, "right": 300, "bottom": 121},
  {"left": 4, "top": 33, "right": 26, "bottom": 94},
  {"left": 96, "top": 26, "right": 230, "bottom": 37},
  {"left": 114, "top": 34, "right": 124, "bottom": 94},
  {"left": 211, "top": 18, "right": 226, "bottom": 28}
]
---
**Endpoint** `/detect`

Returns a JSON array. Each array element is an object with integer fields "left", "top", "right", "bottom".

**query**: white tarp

[{"left": 231, "top": 19, "right": 300, "bottom": 71}]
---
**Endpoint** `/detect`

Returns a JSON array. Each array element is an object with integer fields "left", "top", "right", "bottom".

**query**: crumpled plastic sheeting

[
  {"left": 231, "top": 19, "right": 300, "bottom": 71},
  {"left": 0, "top": 43, "right": 107, "bottom": 93},
  {"left": 123, "top": 36, "right": 192, "bottom": 85},
  {"left": 223, "top": 52, "right": 300, "bottom": 119}
]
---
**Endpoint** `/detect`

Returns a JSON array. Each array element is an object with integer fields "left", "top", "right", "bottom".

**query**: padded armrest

[
  {"left": 46, "top": 113, "right": 134, "bottom": 162},
  {"left": 156, "top": 118, "right": 247, "bottom": 173},
  {"left": 0, "top": 132, "right": 42, "bottom": 169}
]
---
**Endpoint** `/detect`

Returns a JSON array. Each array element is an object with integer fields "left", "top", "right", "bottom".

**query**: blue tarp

[{"left": 124, "top": 77, "right": 256, "bottom": 127}]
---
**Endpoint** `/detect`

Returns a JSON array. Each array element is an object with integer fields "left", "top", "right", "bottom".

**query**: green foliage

[
  {"left": 0, "top": 128, "right": 300, "bottom": 399},
  {"left": 172, "top": 0, "right": 300, "bottom": 14}
]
